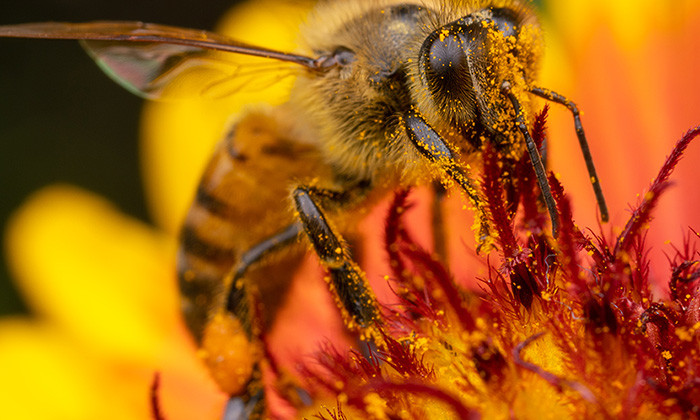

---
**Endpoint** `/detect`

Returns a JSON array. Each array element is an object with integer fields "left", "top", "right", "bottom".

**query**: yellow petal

[
  {"left": 544, "top": 0, "right": 700, "bottom": 53},
  {"left": 0, "top": 318, "right": 138, "bottom": 420},
  {"left": 4, "top": 184, "right": 180, "bottom": 363},
  {"left": 0, "top": 316, "right": 227, "bottom": 420}
]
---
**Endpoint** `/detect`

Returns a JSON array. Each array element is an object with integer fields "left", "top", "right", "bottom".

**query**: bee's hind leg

[
  {"left": 212, "top": 223, "right": 308, "bottom": 420},
  {"left": 292, "top": 185, "right": 382, "bottom": 340},
  {"left": 229, "top": 224, "right": 302, "bottom": 293},
  {"left": 201, "top": 271, "right": 266, "bottom": 420}
]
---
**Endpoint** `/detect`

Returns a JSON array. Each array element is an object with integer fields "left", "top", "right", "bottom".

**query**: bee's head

[{"left": 417, "top": 7, "right": 542, "bottom": 149}]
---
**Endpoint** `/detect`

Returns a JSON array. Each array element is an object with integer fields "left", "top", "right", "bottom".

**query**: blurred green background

[{"left": 0, "top": 0, "right": 240, "bottom": 315}]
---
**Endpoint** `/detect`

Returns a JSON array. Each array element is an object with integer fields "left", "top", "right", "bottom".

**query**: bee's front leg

[
  {"left": 292, "top": 186, "right": 381, "bottom": 340},
  {"left": 403, "top": 110, "right": 491, "bottom": 249}
]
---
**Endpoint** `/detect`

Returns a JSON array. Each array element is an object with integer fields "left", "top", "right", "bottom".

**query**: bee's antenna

[
  {"left": 529, "top": 86, "right": 609, "bottom": 223},
  {"left": 501, "top": 82, "right": 560, "bottom": 237}
]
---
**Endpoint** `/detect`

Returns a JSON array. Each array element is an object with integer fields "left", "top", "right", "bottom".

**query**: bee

[{"left": 0, "top": 0, "right": 609, "bottom": 417}]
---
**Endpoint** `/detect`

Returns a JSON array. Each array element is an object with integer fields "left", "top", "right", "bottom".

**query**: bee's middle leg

[{"left": 292, "top": 185, "right": 381, "bottom": 338}]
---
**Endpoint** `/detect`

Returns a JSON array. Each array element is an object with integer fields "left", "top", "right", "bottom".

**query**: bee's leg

[
  {"left": 226, "top": 223, "right": 303, "bottom": 333},
  {"left": 222, "top": 227, "right": 301, "bottom": 351},
  {"left": 292, "top": 186, "right": 381, "bottom": 339},
  {"left": 202, "top": 270, "right": 266, "bottom": 419},
  {"left": 403, "top": 110, "right": 491, "bottom": 248},
  {"left": 431, "top": 180, "right": 448, "bottom": 263},
  {"left": 229, "top": 223, "right": 302, "bottom": 294},
  {"left": 539, "top": 135, "right": 548, "bottom": 167},
  {"left": 202, "top": 229, "right": 304, "bottom": 420},
  {"left": 205, "top": 224, "right": 304, "bottom": 420},
  {"left": 529, "top": 86, "right": 609, "bottom": 222},
  {"left": 501, "top": 83, "right": 559, "bottom": 236}
]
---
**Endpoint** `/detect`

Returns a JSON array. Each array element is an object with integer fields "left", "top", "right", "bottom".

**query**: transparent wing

[
  {"left": 81, "top": 39, "right": 301, "bottom": 100},
  {"left": 0, "top": 21, "right": 318, "bottom": 100}
]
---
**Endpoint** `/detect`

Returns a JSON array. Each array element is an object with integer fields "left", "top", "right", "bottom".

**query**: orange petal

[{"left": 542, "top": 1, "right": 700, "bottom": 284}]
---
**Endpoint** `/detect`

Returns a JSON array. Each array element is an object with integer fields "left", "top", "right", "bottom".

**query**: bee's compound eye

[
  {"left": 419, "top": 24, "right": 476, "bottom": 108},
  {"left": 425, "top": 28, "right": 468, "bottom": 80}
]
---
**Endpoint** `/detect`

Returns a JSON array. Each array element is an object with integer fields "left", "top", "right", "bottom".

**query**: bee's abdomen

[
  {"left": 176, "top": 125, "right": 255, "bottom": 341},
  {"left": 175, "top": 110, "right": 327, "bottom": 342},
  {"left": 177, "top": 186, "right": 241, "bottom": 341}
]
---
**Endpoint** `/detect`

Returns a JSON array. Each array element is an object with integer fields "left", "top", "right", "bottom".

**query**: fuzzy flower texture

[
  {"left": 291, "top": 115, "right": 700, "bottom": 420},
  {"left": 2, "top": 1, "right": 700, "bottom": 420}
]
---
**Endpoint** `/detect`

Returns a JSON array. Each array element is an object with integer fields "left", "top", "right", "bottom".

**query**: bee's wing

[
  {"left": 0, "top": 21, "right": 318, "bottom": 100},
  {"left": 80, "top": 39, "right": 303, "bottom": 100}
]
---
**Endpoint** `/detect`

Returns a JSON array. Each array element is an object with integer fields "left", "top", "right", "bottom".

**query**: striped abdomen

[{"left": 176, "top": 109, "right": 326, "bottom": 341}]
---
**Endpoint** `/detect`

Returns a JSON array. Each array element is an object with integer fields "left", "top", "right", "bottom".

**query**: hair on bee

[{"left": 0, "top": 0, "right": 609, "bottom": 417}]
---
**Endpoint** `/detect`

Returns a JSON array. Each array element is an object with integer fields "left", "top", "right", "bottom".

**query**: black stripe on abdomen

[{"left": 180, "top": 224, "right": 234, "bottom": 265}]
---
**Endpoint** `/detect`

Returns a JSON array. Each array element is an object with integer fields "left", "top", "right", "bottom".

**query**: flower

[
  {"left": 1, "top": 185, "right": 226, "bottom": 420},
  {"left": 541, "top": 0, "right": 700, "bottom": 281},
  {"left": 2, "top": 1, "right": 699, "bottom": 419},
  {"left": 294, "top": 118, "right": 700, "bottom": 420}
]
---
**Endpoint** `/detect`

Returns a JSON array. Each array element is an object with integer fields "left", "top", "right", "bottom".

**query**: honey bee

[{"left": 0, "top": 0, "right": 609, "bottom": 418}]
